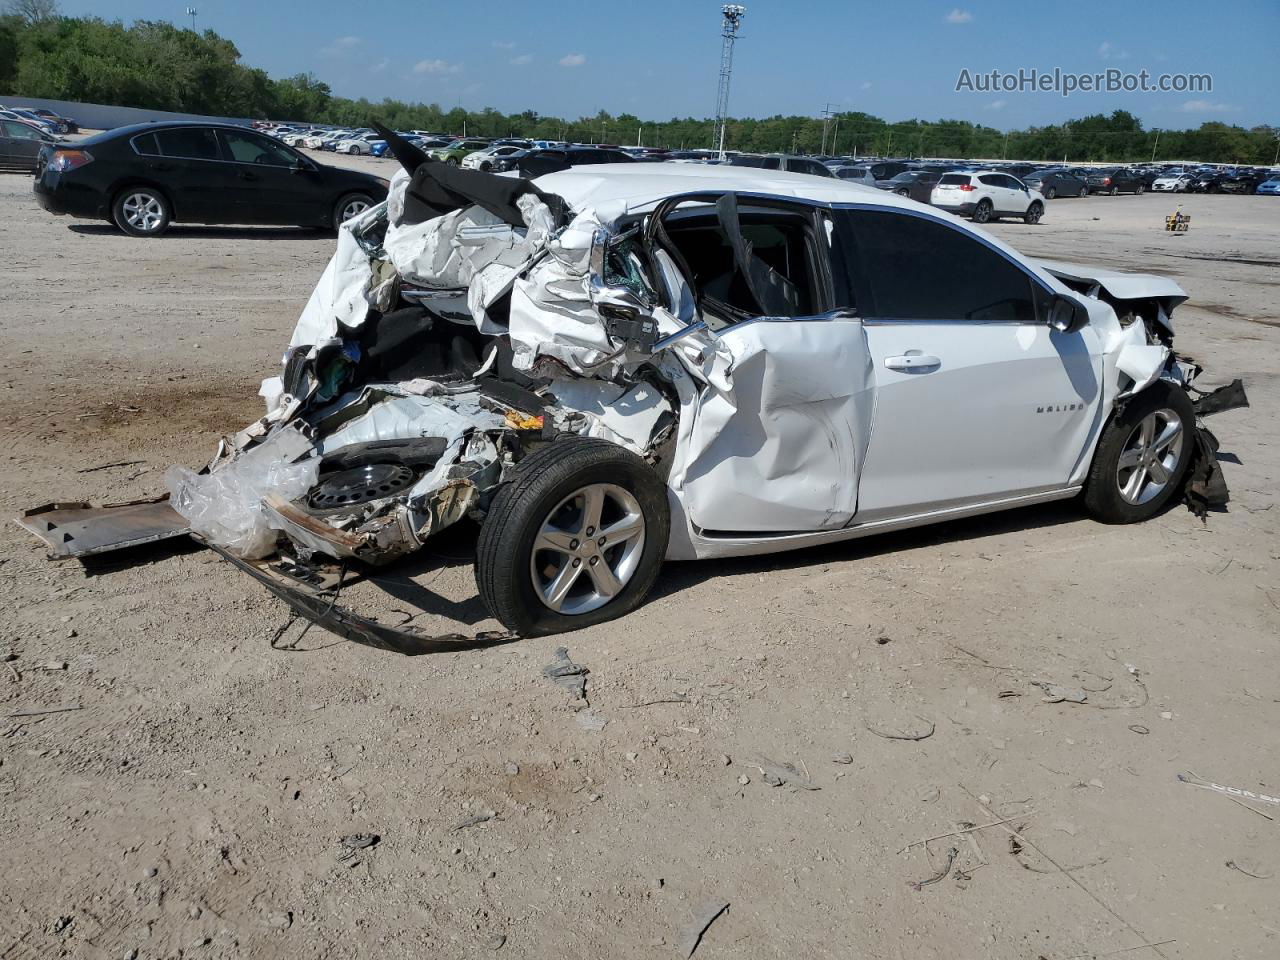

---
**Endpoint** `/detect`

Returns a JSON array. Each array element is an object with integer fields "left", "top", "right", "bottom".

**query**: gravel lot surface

[{"left": 2, "top": 155, "right": 1277, "bottom": 960}]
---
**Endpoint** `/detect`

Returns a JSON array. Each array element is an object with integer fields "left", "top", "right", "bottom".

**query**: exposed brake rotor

[{"left": 308, "top": 463, "right": 416, "bottom": 510}]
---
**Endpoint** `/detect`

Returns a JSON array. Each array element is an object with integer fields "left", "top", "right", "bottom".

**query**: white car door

[
  {"left": 654, "top": 193, "right": 875, "bottom": 533},
  {"left": 831, "top": 206, "right": 1104, "bottom": 521}
]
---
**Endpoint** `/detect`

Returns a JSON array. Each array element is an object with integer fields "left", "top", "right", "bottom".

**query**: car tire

[
  {"left": 1110, "top": 185, "right": 1119, "bottom": 196},
  {"left": 1083, "top": 381, "right": 1195, "bottom": 524},
  {"left": 332, "top": 192, "right": 374, "bottom": 228},
  {"left": 112, "top": 187, "right": 171, "bottom": 237},
  {"left": 895, "top": 188, "right": 910, "bottom": 197},
  {"left": 972, "top": 199, "right": 993, "bottom": 223},
  {"left": 1136, "top": 184, "right": 1145, "bottom": 195},
  {"left": 480, "top": 161, "right": 493, "bottom": 172},
  {"left": 1045, "top": 187, "right": 1057, "bottom": 200},
  {"left": 1023, "top": 201, "right": 1044, "bottom": 224},
  {"left": 475, "top": 438, "right": 670, "bottom": 637},
  {"left": 446, "top": 156, "right": 459, "bottom": 166}
]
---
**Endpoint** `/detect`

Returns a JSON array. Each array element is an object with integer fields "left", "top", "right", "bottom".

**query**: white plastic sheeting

[
  {"left": 674, "top": 317, "right": 873, "bottom": 533},
  {"left": 166, "top": 427, "right": 319, "bottom": 559}
]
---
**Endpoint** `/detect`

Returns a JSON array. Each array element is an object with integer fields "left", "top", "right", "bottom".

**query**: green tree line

[{"left": 1, "top": 12, "right": 1276, "bottom": 164}]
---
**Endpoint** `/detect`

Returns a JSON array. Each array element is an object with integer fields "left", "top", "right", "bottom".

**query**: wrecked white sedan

[{"left": 18, "top": 131, "right": 1245, "bottom": 652}]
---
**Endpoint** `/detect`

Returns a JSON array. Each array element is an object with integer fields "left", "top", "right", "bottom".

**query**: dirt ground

[{"left": 1, "top": 156, "right": 1277, "bottom": 960}]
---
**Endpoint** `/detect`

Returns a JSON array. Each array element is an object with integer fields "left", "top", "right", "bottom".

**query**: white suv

[{"left": 931, "top": 171, "right": 1045, "bottom": 224}]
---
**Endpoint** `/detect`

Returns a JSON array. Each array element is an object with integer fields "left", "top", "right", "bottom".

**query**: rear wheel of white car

[
  {"left": 1024, "top": 201, "right": 1044, "bottom": 224},
  {"left": 333, "top": 192, "right": 373, "bottom": 227},
  {"left": 1083, "top": 382, "right": 1195, "bottom": 524},
  {"left": 475, "top": 439, "right": 670, "bottom": 637},
  {"left": 972, "top": 199, "right": 993, "bottom": 223},
  {"left": 113, "top": 187, "right": 171, "bottom": 237}
]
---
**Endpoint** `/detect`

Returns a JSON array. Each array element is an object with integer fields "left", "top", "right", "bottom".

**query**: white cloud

[
  {"left": 413, "top": 59, "right": 462, "bottom": 75},
  {"left": 369, "top": 58, "right": 389, "bottom": 74},
  {"left": 1097, "top": 40, "right": 1130, "bottom": 60},
  {"left": 860, "top": 81, "right": 873, "bottom": 90},
  {"left": 945, "top": 9, "right": 973, "bottom": 23},
  {"left": 492, "top": 40, "right": 516, "bottom": 49},
  {"left": 984, "top": 99, "right": 1007, "bottom": 111},
  {"left": 1178, "top": 99, "right": 1238, "bottom": 113},
  {"left": 559, "top": 53, "right": 586, "bottom": 67},
  {"left": 510, "top": 53, "right": 533, "bottom": 66},
  {"left": 320, "top": 35, "right": 362, "bottom": 56}
]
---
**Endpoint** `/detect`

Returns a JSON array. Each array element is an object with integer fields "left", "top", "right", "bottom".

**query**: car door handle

[
  {"left": 884, "top": 354, "right": 941, "bottom": 371},
  {"left": 146, "top": 161, "right": 173, "bottom": 172},
  {"left": 238, "top": 171, "right": 258, "bottom": 181}
]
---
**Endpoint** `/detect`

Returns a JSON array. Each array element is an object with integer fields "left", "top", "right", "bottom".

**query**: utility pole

[
  {"left": 185, "top": 6, "right": 197, "bottom": 30},
  {"left": 713, "top": 5, "right": 746, "bottom": 160},
  {"left": 832, "top": 116, "right": 840, "bottom": 155},
  {"left": 1273, "top": 131, "right": 1279, "bottom": 165},
  {"left": 820, "top": 102, "right": 837, "bottom": 154},
  {"left": 1151, "top": 129, "right": 1160, "bottom": 162}
]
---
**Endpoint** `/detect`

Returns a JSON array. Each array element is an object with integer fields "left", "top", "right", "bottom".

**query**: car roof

[
  {"left": 77, "top": 120, "right": 266, "bottom": 146},
  {"left": 531, "top": 162, "right": 919, "bottom": 217}
]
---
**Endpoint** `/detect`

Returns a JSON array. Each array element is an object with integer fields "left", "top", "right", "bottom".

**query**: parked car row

[{"left": 19, "top": 113, "right": 1280, "bottom": 237}]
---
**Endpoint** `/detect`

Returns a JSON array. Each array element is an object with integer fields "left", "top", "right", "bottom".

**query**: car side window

[
  {"left": 833, "top": 209, "right": 1039, "bottom": 324},
  {"left": 132, "top": 132, "right": 161, "bottom": 155},
  {"left": 1000, "top": 175, "right": 1025, "bottom": 190},
  {"left": 978, "top": 174, "right": 1004, "bottom": 188},
  {"left": 155, "top": 127, "right": 221, "bottom": 161},
  {"left": 220, "top": 130, "right": 297, "bottom": 166},
  {"left": 4, "top": 121, "right": 41, "bottom": 140}
]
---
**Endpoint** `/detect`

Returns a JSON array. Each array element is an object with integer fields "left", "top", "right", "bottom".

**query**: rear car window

[
  {"left": 131, "top": 132, "right": 160, "bottom": 155},
  {"left": 155, "top": 128, "right": 221, "bottom": 161},
  {"left": 939, "top": 174, "right": 971, "bottom": 185}
]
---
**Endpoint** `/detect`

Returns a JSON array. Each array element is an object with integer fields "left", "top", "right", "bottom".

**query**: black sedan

[
  {"left": 874, "top": 169, "right": 942, "bottom": 202},
  {"left": 33, "top": 121, "right": 388, "bottom": 236},
  {"left": 1021, "top": 169, "right": 1088, "bottom": 199},
  {"left": 1084, "top": 167, "right": 1146, "bottom": 195},
  {"left": 1188, "top": 171, "right": 1227, "bottom": 193}
]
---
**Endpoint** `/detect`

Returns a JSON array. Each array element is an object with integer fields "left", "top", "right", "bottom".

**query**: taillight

[
  {"left": 48, "top": 149, "right": 93, "bottom": 172},
  {"left": 958, "top": 183, "right": 976, "bottom": 191},
  {"left": 1102, "top": 177, "right": 1111, "bottom": 185}
]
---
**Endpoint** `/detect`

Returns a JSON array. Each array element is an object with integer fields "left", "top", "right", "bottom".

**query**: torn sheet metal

[
  {"left": 207, "top": 542, "right": 517, "bottom": 656},
  {"left": 291, "top": 203, "right": 386, "bottom": 347},
  {"left": 543, "top": 378, "right": 672, "bottom": 455},
  {"left": 15, "top": 498, "right": 189, "bottom": 559}
]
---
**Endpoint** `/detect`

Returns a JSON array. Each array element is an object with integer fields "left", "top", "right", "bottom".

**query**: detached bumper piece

[
  {"left": 1184, "top": 378, "right": 1250, "bottom": 521},
  {"left": 15, "top": 498, "right": 189, "bottom": 559},
  {"left": 206, "top": 542, "right": 518, "bottom": 656}
]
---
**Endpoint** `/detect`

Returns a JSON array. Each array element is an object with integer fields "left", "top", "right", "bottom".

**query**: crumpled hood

[{"left": 1036, "top": 259, "right": 1188, "bottom": 308}]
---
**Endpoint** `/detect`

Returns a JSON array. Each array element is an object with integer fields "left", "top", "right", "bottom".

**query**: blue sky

[{"left": 63, "top": 1, "right": 1276, "bottom": 128}]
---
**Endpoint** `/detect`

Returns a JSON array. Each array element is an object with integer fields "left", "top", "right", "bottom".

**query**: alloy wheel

[
  {"left": 339, "top": 198, "right": 370, "bottom": 222},
  {"left": 1116, "top": 408, "right": 1184, "bottom": 505},
  {"left": 529, "top": 483, "right": 646, "bottom": 615},
  {"left": 122, "top": 193, "right": 164, "bottom": 232}
]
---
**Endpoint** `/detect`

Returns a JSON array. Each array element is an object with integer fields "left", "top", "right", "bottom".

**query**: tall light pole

[
  {"left": 713, "top": 4, "right": 745, "bottom": 159},
  {"left": 185, "top": 6, "right": 197, "bottom": 30}
]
